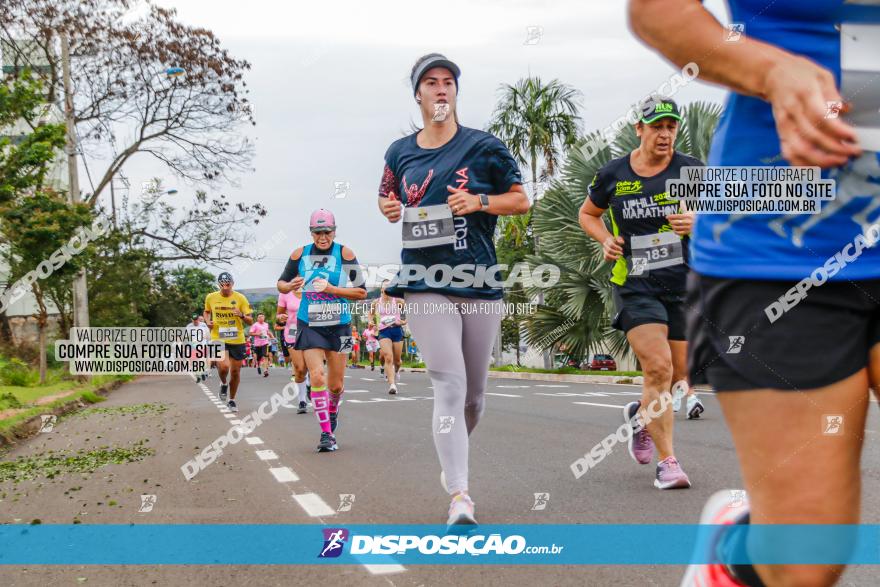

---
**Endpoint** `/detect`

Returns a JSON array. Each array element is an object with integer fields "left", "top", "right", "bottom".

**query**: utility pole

[
  {"left": 61, "top": 31, "right": 89, "bottom": 329},
  {"left": 110, "top": 179, "right": 117, "bottom": 228}
]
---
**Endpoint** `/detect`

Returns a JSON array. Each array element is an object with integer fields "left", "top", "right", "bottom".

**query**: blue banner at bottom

[{"left": 0, "top": 525, "right": 878, "bottom": 565}]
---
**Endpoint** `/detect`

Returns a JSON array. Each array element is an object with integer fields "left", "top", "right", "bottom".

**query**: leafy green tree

[
  {"left": 0, "top": 72, "right": 65, "bottom": 205},
  {"left": 1, "top": 192, "right": 94, "bottom": 381},
  {"left": 525, "top": 101, "right": 723, "bottom": 365},
  {"left": 170, "top": 266, "right": 215, "bottom": 315},
  {"left": 0, "top": 72, "right": 76, "bottom": 375},
  {"left": 85, "top": 232, "right": 156, "bottom": 328}
]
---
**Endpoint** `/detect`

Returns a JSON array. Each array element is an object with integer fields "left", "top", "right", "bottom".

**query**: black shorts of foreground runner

[
  {"left": 294, "top": 320, "right": 353, "bottom": 354},
  {"left": 687, "top": 273, "right": 880, "bottom": 391}
]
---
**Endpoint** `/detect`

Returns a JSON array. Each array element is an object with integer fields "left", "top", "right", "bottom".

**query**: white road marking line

[
  {"left": 573, "top": 401, "right": 627, "bottom": 409},
  {"left": 536, "top": 384, "right": 570, "bottom": 388},
  {"left": 344, "top": 389, "right": 370, "bottom": 393},
  {"left": 269, "top": 467, "right": 299, "bottom": 483},
  {"left": 361, "top": 378, "right": 378, "bottom": 381},
  {"left": 245, "top": 437, "right": 264, "bottom": 445},
  {"left": 292, "top": 492, "right": 336, "bottom": 517},
  {"left": 485, "top": 392, "right": 522, "bottom": 398},
  {"left": 230, "top": 419, "right": 242, "bottom": 425},
  {"left": 496, "top": 385, "right": 531, "bottom": 389},
  {"left": 361, "top": 563, "right": 407, "bottom": 575},
  {"left": 255, "top": 449, "right": 278, "bottom": 460},
  {"left": 224, "top": 414, "right": 236, "bottom": 419},
  {"left": 346, "top": 397, "right": 422, "bottom": 403}
]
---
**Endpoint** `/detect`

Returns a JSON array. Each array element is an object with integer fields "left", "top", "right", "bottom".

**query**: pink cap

[{"left": 309, "top": 208, "right": 336, "bottom": 229}]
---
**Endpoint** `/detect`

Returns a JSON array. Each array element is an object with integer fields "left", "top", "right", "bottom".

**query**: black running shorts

[
  {"left": 612, "top": 286, "right": 687, "bottom": 341},
  {"left": 222, "top": 343, "right": 247, "bottom": 362},
  {"left": 294, "top": 319, "right": 354, "bottom": 354},
  {"left": 687, "top": 272, "right": 880, "bottom": 391}
]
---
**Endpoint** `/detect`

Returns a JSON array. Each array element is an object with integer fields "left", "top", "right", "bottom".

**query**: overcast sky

[{"left": 117, "top": 0, "right": 732, "bottom": 289}]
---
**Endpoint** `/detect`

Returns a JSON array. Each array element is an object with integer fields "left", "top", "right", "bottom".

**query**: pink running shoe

[
  {"left": 624, "top": 401, "right": 654, "bottom": 464},
  {"left": 680, "top": 489, "right": 751, "bottom": 586},
  {"left": 654, "top": 456, "right": 691, "bottom": 489},
  {"left": 447, "top": 494, "right": 477, "bottom": 528}
]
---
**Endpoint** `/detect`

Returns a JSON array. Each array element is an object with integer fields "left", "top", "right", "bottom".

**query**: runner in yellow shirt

[{"left": 203, "top": 272, "right": 254, "bottom": 413}]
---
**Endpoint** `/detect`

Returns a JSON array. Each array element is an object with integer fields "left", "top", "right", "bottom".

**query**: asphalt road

[{"left": 1, "top": 367, "right": 878, "bottom": 586}]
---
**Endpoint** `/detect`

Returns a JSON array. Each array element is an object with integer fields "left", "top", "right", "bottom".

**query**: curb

[
  {"left": 488, "top": 371, "right": 645, "bottom": 385},
  {"left": 0, "top": 379, "right": 126, "bottom": 448},
  {"left": 402, "top": 367, "right": 645, "bottom": 385}
]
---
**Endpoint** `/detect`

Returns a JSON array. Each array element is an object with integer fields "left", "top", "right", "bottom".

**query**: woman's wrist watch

[{"left": 479, "top": 193, "right": 490, "bottom": 210}]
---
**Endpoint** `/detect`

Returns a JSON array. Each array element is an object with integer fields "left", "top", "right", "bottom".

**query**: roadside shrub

[
  {"left": 0, "top": 358, "right": 39, "bottom": 387},
  {"left": 0, "top": 392, "right": 23, "bottom": 409}
]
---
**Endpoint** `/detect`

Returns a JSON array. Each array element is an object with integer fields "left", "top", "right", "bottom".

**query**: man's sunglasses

[{"left": 311, "top": 228, "right": 335, "bottom": 235}]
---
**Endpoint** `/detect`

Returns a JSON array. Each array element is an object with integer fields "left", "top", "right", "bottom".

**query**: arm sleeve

[
  {"left": 344, "top": 256, "right": 366, "bottom": 291},
  {"left": 587, "top": 167, "right": 612, "bottom": 210},
  {"left": 278, "top": 255, "right": 300, "bottom": 282},
  {"left": 488, "top": 138, "right": 523, "bottom": 194}
]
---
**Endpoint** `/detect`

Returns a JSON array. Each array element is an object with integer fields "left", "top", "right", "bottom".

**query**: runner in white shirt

[{"left": 185, "top": 312, "right": 211, "bottom": 381}]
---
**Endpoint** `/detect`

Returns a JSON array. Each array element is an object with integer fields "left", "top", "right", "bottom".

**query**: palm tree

[
  {"left": 524, "top": 101, "right": 723, "bottom": 367},
  {"left": 488, "top": 77, "right": 582, "bottom": 368},
  {"left": 487, "top": 77, "right": 582, "bottom": 198}
]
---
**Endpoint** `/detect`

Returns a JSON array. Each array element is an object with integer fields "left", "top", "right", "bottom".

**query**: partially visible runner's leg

[
  {"left": 670, "top": 340, "right": 702, "bottom": 419},
  {"left": 392, "top": 340, "right": 404, "bottom": 384},
  {"left": 715, "top": 370, "right": 869, "bottom": 587},
  {"left": 407, "top": 292, "right": 468, "bottom": 495},
  {"left": 304, "top": 348, "right": 334, "bottom": 451},
  {"left": 456, "top": 295, "right": 502, "bottom": 434},
  {"left": 627, "top": 323, "right": 674, "bottom": 458},
  {"left": 380, "top": 337, "right": 397, "bottom": 393},
  {"left": 870, "top": 344, "right": 880, "bottom": 404},
  {"left": 626, "top": 323, "right": 689, "bottom": 489},
  {"left": 409, "top": 292, "right": 502, "bottom": 529},
  {"left": 290, "top": 348, "right": 308, "bottom": 413},
  {"left": 218, "top": 353, "right": 229, "bottom": 401},
  {"left": 326, "top": 350, "right": 347, "bottom": 435}
]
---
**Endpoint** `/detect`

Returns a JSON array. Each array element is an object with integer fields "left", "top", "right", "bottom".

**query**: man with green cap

[{"left": 578, "top": 96, "right": 704, "bottom": 491}]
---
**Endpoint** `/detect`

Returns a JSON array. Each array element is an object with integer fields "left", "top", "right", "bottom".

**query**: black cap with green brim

[{"left": 640, "top": 98, "right": 682, "bottom": 124}]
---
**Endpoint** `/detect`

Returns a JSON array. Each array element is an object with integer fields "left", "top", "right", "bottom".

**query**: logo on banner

[{"left": 319, "top": 528, "right": 349, "bottom": 558}]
